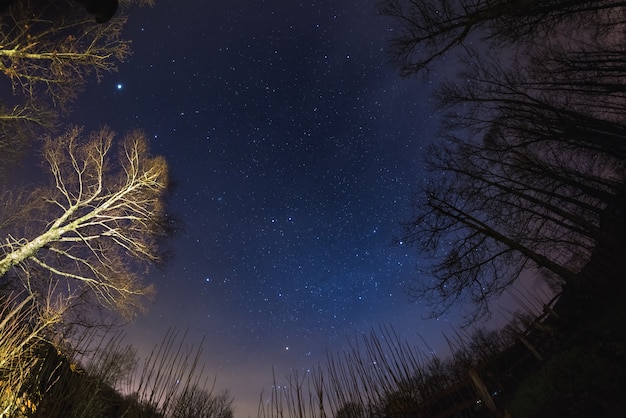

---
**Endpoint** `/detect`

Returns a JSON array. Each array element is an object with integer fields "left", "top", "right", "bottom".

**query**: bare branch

[{"left": 0, "top": 127, "right": 168, "bottom": 320}]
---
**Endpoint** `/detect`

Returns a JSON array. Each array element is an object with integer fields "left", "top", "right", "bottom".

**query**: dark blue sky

[{"left": 73, "top": 1, "right": 471, "bottom": 416}]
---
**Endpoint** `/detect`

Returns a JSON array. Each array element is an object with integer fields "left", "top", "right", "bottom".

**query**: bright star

[{"left": 116, "top": 83, "right": 123, "bottom": 90}]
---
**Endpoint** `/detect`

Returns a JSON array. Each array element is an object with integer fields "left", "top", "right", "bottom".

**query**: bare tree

[
  {"left": 403, "top": 182, "right": 572, "bottom": 322},
  {"left": 0, "top": 126, "right": 169, "bottom": 320},
  {"left": 0, "top": 0, "right": 155, "bottom": 174},
  {"left": 390, "top": 2, "right": 626, "bottom": 320},
  {"left": 437, "top": 45, "right": 626, "bottom": 161},
  {"left": 377, "top": 0, "right": 623, "bottom": 76},
  {"left": 526, "top": 43, "right": 626, "bottom": 122},
  {"left": 0, "top": 0, "right": 131, "bottom": 107},
  {"left": 400, "top": 125, "right": 626, "bottom": 321}
]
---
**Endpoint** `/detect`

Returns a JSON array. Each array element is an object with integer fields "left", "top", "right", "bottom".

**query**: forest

[{"left": 0, "top": 0, "right": 625, "bottom": 417}]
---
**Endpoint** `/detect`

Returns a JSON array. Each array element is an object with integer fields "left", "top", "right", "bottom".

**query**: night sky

[{"left": 72, "top": 1, "right": 474, "bottom": 416}]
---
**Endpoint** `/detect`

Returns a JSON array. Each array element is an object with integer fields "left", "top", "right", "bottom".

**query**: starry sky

[{"left": 71, "top": 1, "right": 471, "bottom": 416}]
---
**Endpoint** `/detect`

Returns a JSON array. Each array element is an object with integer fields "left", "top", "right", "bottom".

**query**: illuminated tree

[
  {"left": 0, "top": 0, "right": 131, "bottom": 106},
  {"left": 0, "top": 127, "right": 169, "bottom": 320},
  {"left": 0, "top": 293, "right": 63, "bottom": 417},
  {"left": 0, "top": 0, "right": 154, "bottom": 173}
]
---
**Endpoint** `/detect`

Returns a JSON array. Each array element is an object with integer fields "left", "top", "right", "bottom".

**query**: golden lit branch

[
  {"left": 0, "top": 1, "right": 131, "bottom": 107},
  {"left": 0, "top": 127, "right": 168, "bottom": 319}
]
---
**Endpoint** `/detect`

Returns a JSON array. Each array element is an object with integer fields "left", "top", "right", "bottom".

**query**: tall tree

[
  {"left": 400, "top": 44, "right": 626, "bottom": 319},
  {"left": 402, "top": 125, "right": 626, "bottom": 320},
  {"left": 383, "top": 0, "right": 626, "bottom": 318},
  {"left": 0, "top": 127, "right": 169, "bottom": 320}
]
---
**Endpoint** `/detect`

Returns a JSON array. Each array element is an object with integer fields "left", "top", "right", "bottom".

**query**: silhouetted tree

[
  {"left": 438, "top": 47, "right": 626, "bottom": 161},
  {"left": 400, "top": 121, "right": 626, "bottom": 321},
  {"left": 386, "top": 0, "right": 626, "bottom": 321},
  {"left": 377, "top": 0, "right": 623, "bottom": 76},
  {"left": 335, "top": 401, "right": 365, "bottom": 418},
  {"left": 170, "top": 386, "right": 234, "bottom": 418}
]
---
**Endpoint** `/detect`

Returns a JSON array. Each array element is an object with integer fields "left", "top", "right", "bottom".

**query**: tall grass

[
  {"left": 35, "top": 328, "right": 234, "bottom": 418},
  {"left": 0, "top": 292, "right": 63, "bottom": 417},
  {"left": 0, "top": 293, "right": 233, "bottom": 418},
  {"left": 258, "top": 321, "right": 541, "bottom": 418},
  {"left": 128, "top": 328, "right": 232, "bottom": 417}
]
